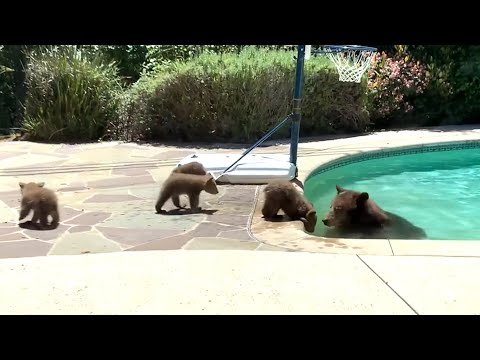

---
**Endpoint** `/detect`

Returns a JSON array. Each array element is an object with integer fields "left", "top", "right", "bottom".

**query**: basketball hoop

[
  {"left": 176, "top": 44, "right": 378, "bottom": 184},
  {"left": 316, "top": 45, "right": 377, "bottom": 83}
]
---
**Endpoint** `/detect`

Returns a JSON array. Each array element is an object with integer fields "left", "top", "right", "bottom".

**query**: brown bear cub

[
  {"left": 262, "top": 180, "right": 317, "bottom": 233},
  {"left": 155, "top": 173, "right": 219, "bottom": 213},
  {"left": 172, "top": 161, "right": 207, "bottom": 176},
  {"left": 18, "top": 182, "right": 60, "bottom": 230},
  {"left": 322, "top": 185, "right": 426, "bottom": 239}
]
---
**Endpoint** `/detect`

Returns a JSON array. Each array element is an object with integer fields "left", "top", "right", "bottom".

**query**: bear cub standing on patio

[
  {"left": 155, "top": 173, "right": 219, "bottom": 213},
  {"left": 18, "top": 182, "right": 60, "bottom": 230},
  {"left": 322, "top": 185, "right": 427, "bottom": 239},
  {"left": 262, "top": 180, "right": 317, "bottom": 233},
  {"left": 172, "top": 161, "right": 207, "bottom": 176}
]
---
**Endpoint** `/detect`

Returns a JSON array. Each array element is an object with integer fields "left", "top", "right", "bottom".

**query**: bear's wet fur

[{"left": 322, "top": 185, "right": 427, "bottom": 239}]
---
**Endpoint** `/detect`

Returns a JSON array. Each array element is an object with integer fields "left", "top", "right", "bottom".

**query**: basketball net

[{"left": 318, "top": 46, "right": 376, "bottom": 83}]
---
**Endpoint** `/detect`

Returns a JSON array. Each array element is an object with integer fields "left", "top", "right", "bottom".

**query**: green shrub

[
  {"left": 0, "top": 64, "right": 14, "bottom": 130},
  {"left": 303, "top": 70, "right": 370, "bottom": 134},
  {"left": 114, "top": 47, "right": 370, "bottom": 143},
  {"left": 1, "top": 45, "right": 45, "bottom": 128},
  {"left": 23, "top": 46, "right": 122, "bottom": 142},
  {"left": 381, "top": 45, "right": 480, "bottom": 127},
  {"left": 78, "top": 45, "right": 148, "bottom": 84},
  {"left": 427, "top": 45, "right": 480, "bottom": 124},
  {"left": 0, "top": 46, "right": 21, "bottom": 129},
  {"left": 142, "top": 45, "right": 296, "bottom": 73},
  {"left": 449, "top": 47, "right": 480, "bottom": 122}
]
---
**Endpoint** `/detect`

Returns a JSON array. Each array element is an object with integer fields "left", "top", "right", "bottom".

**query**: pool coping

[{"left": 249, "top": 136, "right": 480, "bottom": 257}]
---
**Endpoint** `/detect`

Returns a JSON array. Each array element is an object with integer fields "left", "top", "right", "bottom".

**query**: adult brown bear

[{"left": 322, "top": 185, "right": 427, "bottom": 239}]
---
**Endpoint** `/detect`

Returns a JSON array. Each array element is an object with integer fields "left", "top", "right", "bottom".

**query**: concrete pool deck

[{"left": 1, "top": 125, "right": 480, "bottom": 314}]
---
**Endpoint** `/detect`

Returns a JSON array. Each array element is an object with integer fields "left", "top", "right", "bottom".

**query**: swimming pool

[{"left": 304, "top": 141, "right": 480, "bottom": 240}]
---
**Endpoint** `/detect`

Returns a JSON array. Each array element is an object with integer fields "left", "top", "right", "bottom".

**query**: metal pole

[
  {"left": 218, "top": 113, "right": 293, "bottom": 177},
  {"left": 289, "top": 45, "right": 306, "bottom": 168}
]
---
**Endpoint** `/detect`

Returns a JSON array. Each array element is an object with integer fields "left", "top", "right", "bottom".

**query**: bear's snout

[{"left": 322, "top": 218, "right": 330, "bottom": 226}]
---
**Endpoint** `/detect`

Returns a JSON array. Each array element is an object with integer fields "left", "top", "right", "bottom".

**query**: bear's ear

[
  {"left": 304, "top": 208, "right": 317, "bottom": 225},
  {"left": 357, "top": 192, "right": 369, "bottom": 205},
  {"left": 206, "top": 174, "right": 218, "bottom": 185},
  {"left": 19, "top": 182, "right": 26, "bottom": 189},
  {"left": 208, "top": 178, "right": 216, "bottom": 186},
  {"left": 336, "top": 185, "right": 346, "bottom": 194},
  {"left": 301, "top": 211, "right": 317, "bottom": 233},
  {"left": 306, "top": 209, "right": 317, "bottom": 217},
  {"left": 36, "top": 182, "right": 45, "bottom": 188}
]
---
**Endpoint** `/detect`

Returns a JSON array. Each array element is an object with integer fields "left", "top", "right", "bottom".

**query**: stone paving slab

[
  {"left": 1, "top": 126, "right": 480, "bottom": 259},
  {"left": 0, "top": 240, "right": 52, "bottom": 259},
  {"left": 0, "top": 140, "right": 261, "bottom": 258}
]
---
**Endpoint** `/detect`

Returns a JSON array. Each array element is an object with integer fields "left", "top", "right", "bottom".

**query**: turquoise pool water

[{"left": 304, "top": 145, "right": 480, "bottom": 240}]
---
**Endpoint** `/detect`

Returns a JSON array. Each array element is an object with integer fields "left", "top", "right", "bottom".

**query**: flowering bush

[{"left": 367, "top": 52, "right": 431, "bottom": 124}]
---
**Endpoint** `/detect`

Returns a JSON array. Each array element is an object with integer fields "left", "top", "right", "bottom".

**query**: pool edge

[{"left": 250, "top": 137, "right": 480, "bottom": 257}]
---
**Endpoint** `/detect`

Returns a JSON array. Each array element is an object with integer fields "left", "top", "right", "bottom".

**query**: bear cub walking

[
  {"left": 18, "top": 182, "right": 60, "bottom": 230},
  {"left": 155, "top": 172, "right": 219, "bottom": 213}
]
